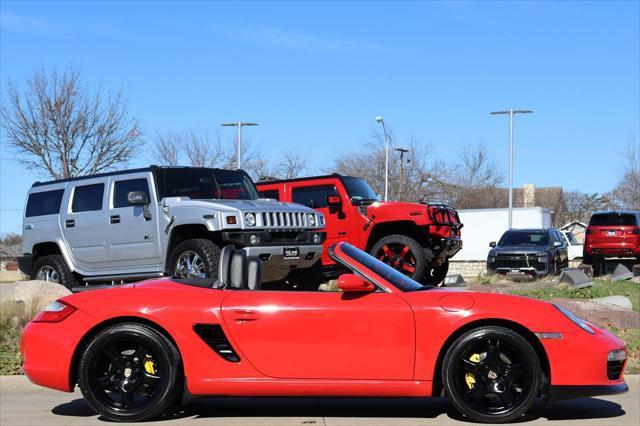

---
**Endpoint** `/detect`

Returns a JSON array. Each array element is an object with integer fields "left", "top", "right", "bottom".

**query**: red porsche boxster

[{"left": 21, "top": 242, "right": 627, "bottom": 423}]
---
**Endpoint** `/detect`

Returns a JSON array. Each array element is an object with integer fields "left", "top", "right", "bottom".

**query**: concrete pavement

[{"left": 1, "top": 375, "right": 638, "bottom": 425}]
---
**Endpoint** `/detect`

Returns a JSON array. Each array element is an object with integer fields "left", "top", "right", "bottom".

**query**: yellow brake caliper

[
  {"left": 465, "top": 353, "right": 481, "bottom": 389},
  {"left": 143, "top": 354, "right": 156, "bottom": 375}
]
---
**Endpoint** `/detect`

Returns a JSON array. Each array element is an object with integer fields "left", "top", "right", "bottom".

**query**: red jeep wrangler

[{"left": 257, "top": 174, "right": 463, "bottom": 285}]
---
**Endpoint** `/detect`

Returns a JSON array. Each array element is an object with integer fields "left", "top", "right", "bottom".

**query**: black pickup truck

[{"left": 487, "top": 228, "right": 569, "bottom": 277}]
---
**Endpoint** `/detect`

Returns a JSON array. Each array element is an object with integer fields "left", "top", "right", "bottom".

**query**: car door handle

[
  {"left": 65, "top": 219, "right": 75, "bottom": 228},
  {"left": 230, "top": 309, "right": 261, "bottom": 322},
  {"left": 110, "top": 215, "right": 120, "bottom": 224},
  {"left": 338, "top": 231, "right": 347, "bottom": 236}
]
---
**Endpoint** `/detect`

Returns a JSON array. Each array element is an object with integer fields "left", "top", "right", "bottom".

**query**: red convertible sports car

[{"left": 21, "top": 242, "right": 627, "bottom": 423}]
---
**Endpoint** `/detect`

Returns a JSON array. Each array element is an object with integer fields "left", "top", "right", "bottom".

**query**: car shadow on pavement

[{"left": 51, "top": 396, "right": 626, "bottom": 423}]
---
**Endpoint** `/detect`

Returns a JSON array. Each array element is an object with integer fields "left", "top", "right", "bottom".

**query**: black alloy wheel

[
  {"left": 370, "top": 234, "right": 427, "bottom": 281},
  {"left": 78, "top": 323, "right": 181, "bottom": 422},
  {"left": 442, "top": 326, "right": 541, "bottom": 423}
]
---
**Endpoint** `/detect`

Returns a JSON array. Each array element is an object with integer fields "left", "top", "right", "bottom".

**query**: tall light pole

[
  {"left": 395, "top": 147, "right": 409, "bottom": 200},
  {"left": 490, "top": 109, "right": 533, "bottom": 229},
  {"left": 221, "top": 122, "right": 259, "bottom": 169},
  {"left": 376, "top": 116, "right": 390, "bottom": 201}
]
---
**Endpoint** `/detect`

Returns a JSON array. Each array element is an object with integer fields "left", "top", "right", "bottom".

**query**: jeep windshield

[
  {"left": 156, "top": 168, "right": 259, "bottom": 200},
  {"left": 498, "top": 230, "right": 549, "bottom": 247},
  {"left": 342, "top": 176, "right": 379, "bottom": 205}
]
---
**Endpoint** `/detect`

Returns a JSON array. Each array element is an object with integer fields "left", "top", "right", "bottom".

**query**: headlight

[
  {"left": 313, "top": 233, "right": 322, "bottom": 244},
  {"left": 538, "top": 256, "right": 548, "bottom": 263},
  {"left": 245, "top": 213, "right": 256, "bottom": 227},
  {"left": 553, "top": 304, "right": 595, "bottom": 334},
  {"left": 608, "top": 350, "right": 627, "bottom": 362},
  {"left": 306, "top": 213, "right": 317, "bottom": 226}
]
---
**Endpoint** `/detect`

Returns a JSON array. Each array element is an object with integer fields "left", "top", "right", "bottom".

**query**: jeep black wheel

[
  {"left": 78, "top": 323, "right": 181, "bottom": 422},
  {"left": 370, "top": 235, "right": 427, "bottom": 281},
  {"left": 424, "top": 260, "right": 449, "bottom": 286},
  {"left": 31, "top": 254, "right": 78, "bottom": 289},
  {"left": 443, "top": 326, "right": 541, "bottom": 423},
  {"left": 169, "top": 239, "right": 220, "bottom": 279}
]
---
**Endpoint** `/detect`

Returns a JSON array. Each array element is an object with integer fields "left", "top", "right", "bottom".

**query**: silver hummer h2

[{"left": 18, "top": 166, "right": 326, "bottom": 288}]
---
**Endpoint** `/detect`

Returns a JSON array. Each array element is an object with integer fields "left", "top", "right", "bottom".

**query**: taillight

[{"left": 32, "top": 300, "right": 76, "bottom": 323}]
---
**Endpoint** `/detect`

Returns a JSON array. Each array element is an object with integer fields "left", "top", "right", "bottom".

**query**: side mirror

[
  {"left": 327, "top": 195, "right": 342, "bottom": 206},
  {"left": 489, "top": 241, "right": 497, "bottom": 248},
  {"left": 553, "top": 241, "right": 563, "bottom": 248},
  {"left": 337, "top": 274, "right": 374, "bottom": 293},
  {"left": 128, "top": 191, "right": 149, "bottom": 205},
  {"left": 127, "top": 191, "right": 152, "bottom": 221}
]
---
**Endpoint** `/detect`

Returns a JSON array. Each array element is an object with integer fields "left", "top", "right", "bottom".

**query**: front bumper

[
  {"left": 222, "top": 230, "right": 326, "bottom": 247},
  {"left": 242, "top": 245, "right": 322, "bottom": 282},
  {"left": 549, "top": 382, "right": 628, "bottom": 401},
  {"left": 435, "top": 237, "right": 462, "bottom": 259},
  {"left": 17, "top": 255, "right": 33, "bottom": 277},
  {"left": 488, "top": 265, "right": 550, "bottom": 277}
]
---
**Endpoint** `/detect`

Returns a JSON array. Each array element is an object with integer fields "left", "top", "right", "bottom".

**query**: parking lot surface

[{"left": 1, "top": 375, "right": 638, "bottom": 426}]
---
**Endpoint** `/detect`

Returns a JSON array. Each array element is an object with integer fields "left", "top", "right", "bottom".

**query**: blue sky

[{"left": 1, "top": 0, "right": 639, "bottom": 234}]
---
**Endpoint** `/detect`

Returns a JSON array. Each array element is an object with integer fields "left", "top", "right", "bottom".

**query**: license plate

[
  {"left": 606, "top": 230, "right": 617, "bottom": 236},
  {"left": 510, "top": 269, "right": 521, "bottom": 274},
  {"left": 283, "top": 247, "right": 300, "bottom": 259}
]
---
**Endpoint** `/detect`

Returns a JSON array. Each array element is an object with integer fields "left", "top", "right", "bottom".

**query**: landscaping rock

[
  {"left": 611, "top": 264, "right": 634, "bottom": 282},
  {"left": 4, "top": 280, "right": 72, "bottom": 313},
  {"left": 558, "top": 269, "right": 593, "bottom": 288},
  {"left": 552, "top": 298, "right": 640, "bottom": 329},
  {"left": 593, "top": 295, "right": 634, "bottom": 311}
]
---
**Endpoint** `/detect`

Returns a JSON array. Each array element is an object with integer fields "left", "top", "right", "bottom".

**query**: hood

[
  {"left": 163, "top": 197, "right": 316, "bottom": 213},
  {"left": 366, "top": 201, "right": 429, "bottom": 219}
]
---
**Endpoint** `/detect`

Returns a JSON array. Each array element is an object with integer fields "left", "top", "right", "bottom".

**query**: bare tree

[
  {"left": 612, "top": 135, "right": 640, "bottom": 209},
  {"left": 560, "top": 191, "right": 615, "bottom": 224},
  {"left": 151, "top": 129, "right": 269, "bottom": 180},
  {"left": 446, "top": 144, "right": 505, "bottom": 209},
  {"left": 1, "top": 68, "right": 142, "bottom": 179}
]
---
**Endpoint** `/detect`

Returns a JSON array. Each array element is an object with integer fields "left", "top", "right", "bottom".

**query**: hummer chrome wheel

[
  {"left": 36, "top": 265, "right": 60, "bottom": 283},
  {"left": 174, "top": 251, "right": 206, "bottom": 278}
]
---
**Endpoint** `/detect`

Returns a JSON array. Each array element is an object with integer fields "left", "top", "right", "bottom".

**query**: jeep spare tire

[
  {"left": 369, "top": 234, "right": 427, "bottom": 282},
  {"left": 170, "top": 239, "right": 220, "bottom": 279}
]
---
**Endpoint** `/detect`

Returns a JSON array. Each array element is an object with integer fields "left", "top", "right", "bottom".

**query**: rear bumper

[
  {"left": 17, "top": 255, "right": 33, "bottom": 277},
  {"left": 549, "top": 382, "right": 628, "bottom": 401},
  {"left": 584, "top": 245, "right": 640, "bottom": 258}
]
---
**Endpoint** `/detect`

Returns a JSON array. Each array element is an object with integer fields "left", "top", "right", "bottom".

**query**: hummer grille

[{"left": 261, "top": 211, "right": 310, "bottom": 228}]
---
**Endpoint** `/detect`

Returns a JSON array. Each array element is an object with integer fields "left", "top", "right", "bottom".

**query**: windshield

[
  {"left": 589, "top": 213, "right": 637, "bottom": 227},
  {"left": 156, "top": 168, "right": 259, "bottom": 200},
  {"left": 498, "top": 230, "right": 549, "bottom": 246},
  {"left": 337, "top": 243, "right": 426, "bottom": 292},
  {"left": 342, "top": 176, "right": 378, "bottom": 205}
]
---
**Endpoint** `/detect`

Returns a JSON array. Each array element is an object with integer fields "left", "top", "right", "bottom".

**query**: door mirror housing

[
  {"left": 553, "top": 241, "right": 563, "bottom": 248},
  {"left": 327, "top": 195, "right": 342, "bottom": 206},
  {"left": 489, "top": 241, "right": 497, "bottom": 248},
  {"left": 337, "top": 274, "right": 374, "bottom": 293},
  {"left": 127, "top": 191, "right": 152, "bottom": 220},
  {"left": 128, "top": 191, "right": 149, "bottom": 205}
]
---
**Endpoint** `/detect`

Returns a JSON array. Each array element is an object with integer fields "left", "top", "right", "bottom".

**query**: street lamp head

[{"left": 375, "top": 116, "right": 383, "bottom": 123}]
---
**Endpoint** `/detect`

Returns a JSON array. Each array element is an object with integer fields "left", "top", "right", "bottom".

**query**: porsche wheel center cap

[
  {"left": 124, "top": 367, "right": 133, "bottom": 378},
  {"left": 487, "top": 370, "right": 498, "bottom": 380}
]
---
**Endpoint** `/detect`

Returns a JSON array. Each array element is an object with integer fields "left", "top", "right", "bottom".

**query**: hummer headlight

[
  {"left": 245, "top": 213, "right": 256, "bottom": 227},
  {"left": 306, "top": 213, "right": 317, "bottom": 226}
]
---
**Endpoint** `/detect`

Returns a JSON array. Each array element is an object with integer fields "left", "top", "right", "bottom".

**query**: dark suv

[
  {"left": 487, "top": 228, "right": 569, "bottom": 277},
  {"left": 583, "top": 211, "right": 640, "bottom": 270}
]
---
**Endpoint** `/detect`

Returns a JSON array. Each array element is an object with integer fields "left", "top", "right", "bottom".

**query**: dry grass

[{"left": 0, "top": 301, "right": 38, "bottom": 375}]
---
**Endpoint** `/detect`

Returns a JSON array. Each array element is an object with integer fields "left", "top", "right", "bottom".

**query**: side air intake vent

[{"left": 193, "top": 324, "right": 240, "bottom": 362}]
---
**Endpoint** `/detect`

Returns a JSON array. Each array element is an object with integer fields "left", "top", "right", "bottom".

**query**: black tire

[
  {"left": 424, "top": 260, "right": 449, "bottom": 286},
  {"left": 78, "top": 323, "right": 182, "bottom": 422},
  {"left": 442, "top": 326, "right": 541, "bottom": 424},
  {"left": 168, "top": 239, "right": 220, "bottom": 279},
  {"left": 369, "top": 234, "right": 427, "bottom": 282},
  {"left": 286, "top": 260, "right": 323, "bottom": 291},
  {"left": 31, "top": 254, "right": 78, "bottom": 289}
]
